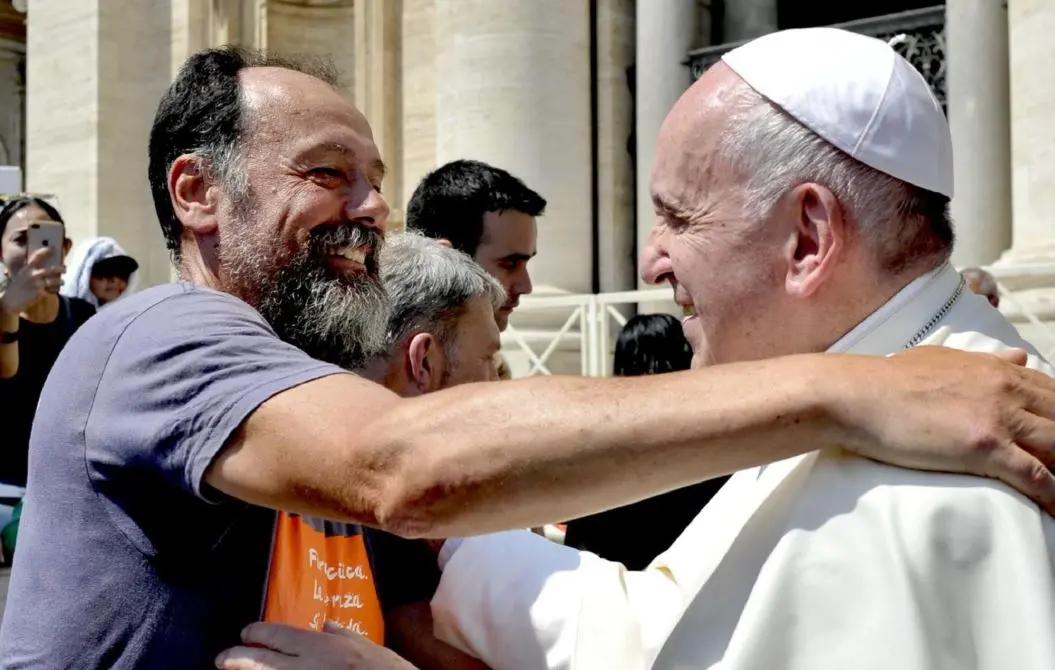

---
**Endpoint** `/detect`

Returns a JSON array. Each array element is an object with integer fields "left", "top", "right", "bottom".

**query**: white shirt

[{"left": 432, "top": 264, "right": 1055, "bottom": 670}]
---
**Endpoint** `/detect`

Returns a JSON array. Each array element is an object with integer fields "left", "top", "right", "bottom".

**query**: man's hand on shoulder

[
  {"left": 833, "top": 346, "right": 1055, "bottom": 514},
  {"left": 216, "top": 622, "right": 417, "bottom": 670}
]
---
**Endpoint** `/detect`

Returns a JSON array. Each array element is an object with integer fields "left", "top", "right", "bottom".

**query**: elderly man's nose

[{"left": 640, "top": 239, "right": 671, "bottom": 286}]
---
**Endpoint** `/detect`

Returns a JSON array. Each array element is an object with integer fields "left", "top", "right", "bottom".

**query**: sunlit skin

[
  {"left": 361, "top": 295, "right": 502, "bottom": 396},
  {"left": 641, "top": 63, "right": 916, "bottom": 369},
  {"left": 0, "top": 204, "right": 71, "bottom": 323},
  {"left": 471, "top": 210, "right": 536, "bottom": 331},
  {"left": 168, "top": 67, "right": 390, "bottom": 296}
]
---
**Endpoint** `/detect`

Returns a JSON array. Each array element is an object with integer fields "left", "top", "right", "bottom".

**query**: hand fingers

[
  {"left": 984, "top": 440, "right": 1055, "bottom": 517},
  {"left": 215, "top": 645, "right": 298, "bottom": 670},
  {"left": 992, "top": 348, "right": 1029, "bottom": 366},
  {"left": 26, "top": 246, "right": 54, "bottom": 267},
  {"left": 239, "top": 622, "right": 320, "bottom": 657},
  {"left": 1009, "top": 411, "right": 1055, "bottom": 472}
]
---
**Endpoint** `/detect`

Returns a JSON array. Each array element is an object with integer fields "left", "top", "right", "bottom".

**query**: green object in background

[{"left": 1, "top": 499, "right": 22, "bottom": 562}]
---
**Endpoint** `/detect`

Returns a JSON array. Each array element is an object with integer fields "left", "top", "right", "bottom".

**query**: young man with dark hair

[{"left": 406, "top": 159, "right": 545, "bottom": 331}]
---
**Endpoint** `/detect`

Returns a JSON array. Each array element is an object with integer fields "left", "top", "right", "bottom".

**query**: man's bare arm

[{"left": 206, "top": 346, "right": 1055, "bottom": 538}]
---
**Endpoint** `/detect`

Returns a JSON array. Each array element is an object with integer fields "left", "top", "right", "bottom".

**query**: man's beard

[{"left": 222, "top": 216, "right": 391, "bottom": 370}]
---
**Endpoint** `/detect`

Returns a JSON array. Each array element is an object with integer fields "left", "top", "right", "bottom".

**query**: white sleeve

[{"left": 430, "top": 530, "right": 685, "bottom": 670}]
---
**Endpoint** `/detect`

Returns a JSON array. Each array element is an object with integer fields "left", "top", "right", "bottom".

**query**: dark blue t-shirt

[{"left": 0, "top": 283, "right": 344, "bottom": 669}]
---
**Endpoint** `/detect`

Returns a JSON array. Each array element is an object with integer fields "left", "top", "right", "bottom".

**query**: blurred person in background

[
  {"left": 406, "top": 159, "right": 544, "bottom": 332},
  {"left": 962, "top": 266, "right": 1000, "bottom": 308},
  {"left": 0, "top": 196, "right": 94, "bottom": 561},
  {"left": 562, "top": 314, "right": 730, "bottom": 570},
  {"left": 62, "top": 236, "right": 140, "bottom": 308}
]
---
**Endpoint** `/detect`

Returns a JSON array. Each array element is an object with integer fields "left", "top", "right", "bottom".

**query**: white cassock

[{"left": 431, "top": 263, "right": 1055, "bottom": 670}]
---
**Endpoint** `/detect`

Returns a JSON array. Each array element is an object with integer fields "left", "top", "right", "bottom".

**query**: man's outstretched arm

[{"left": 207, "top": 346, "right": 1055, "bottom": 538}]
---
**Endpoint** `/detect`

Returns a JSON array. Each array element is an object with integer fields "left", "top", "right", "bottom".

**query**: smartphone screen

[{"left": 27, "top": 221, "right": 65, "bottom": 269}]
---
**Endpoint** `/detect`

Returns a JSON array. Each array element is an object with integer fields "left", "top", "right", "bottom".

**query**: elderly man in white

[{"left": 428, "top": 27, "right": 1055, "bottom": 670}]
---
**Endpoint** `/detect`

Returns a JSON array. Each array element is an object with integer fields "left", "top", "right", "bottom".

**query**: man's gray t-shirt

[{"left": 0, "top": 283, "right": 344, "bottom": 669}]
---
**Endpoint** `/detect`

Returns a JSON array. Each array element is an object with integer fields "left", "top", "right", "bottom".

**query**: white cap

[{"left": 721, "top": 27, "right": 953, "bottom": 198}]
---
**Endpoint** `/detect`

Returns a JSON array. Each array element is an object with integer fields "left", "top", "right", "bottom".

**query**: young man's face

[{"left": 473, "top": 210, "right": 537, "bottom": 331}]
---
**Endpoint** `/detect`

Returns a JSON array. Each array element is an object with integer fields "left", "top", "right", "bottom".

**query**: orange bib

[{"left": 263, "top": 512, "right": 384, "bottom": 642}]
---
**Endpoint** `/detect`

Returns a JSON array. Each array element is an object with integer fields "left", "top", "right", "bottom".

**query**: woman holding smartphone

[{"left": 0, "top": 196, "right": 94, "bottom": 561}]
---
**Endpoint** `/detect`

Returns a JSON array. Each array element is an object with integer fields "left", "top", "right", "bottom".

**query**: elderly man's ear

[
  {"left": 783, "top": 183, "right": 845, "bottom": 299},
  {"left": 435, "top": 238, "right": 453, "bottom": 250},
  {"left": 406, "top": 332, "right": 443, "bottom": 394}
]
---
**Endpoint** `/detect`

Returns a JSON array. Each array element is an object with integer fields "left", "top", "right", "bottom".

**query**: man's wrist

[{"left": 809, "top": 353, "right": 882, "bottom": 453}]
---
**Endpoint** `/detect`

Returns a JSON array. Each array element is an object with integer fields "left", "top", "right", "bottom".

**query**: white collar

[{"left": 827, "top": 263, "right": 964, "bottom": 356}]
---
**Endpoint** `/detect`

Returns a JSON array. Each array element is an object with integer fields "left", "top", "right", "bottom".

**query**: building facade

[{"left": 2, "top": 0, "right": 1053, "bottom": 368}]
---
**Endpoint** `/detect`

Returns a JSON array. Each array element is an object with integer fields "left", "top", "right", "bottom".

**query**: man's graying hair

[
  {"left": 148, "top": 46, "right": 340, "bottom": 264},
  {"left": 717, "top": 84, "right": 954, "bottom": 275},
  {"left": 380, "top": 232, "right": 506, "bottom": 359}
]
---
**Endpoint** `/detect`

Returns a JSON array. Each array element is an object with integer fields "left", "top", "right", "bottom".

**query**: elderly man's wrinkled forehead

[
  {"left": 651, "top": 64, "right": 752, "bottom": 210},
  {"left": 238, "top": 66, "right": 375, "bottom": 144}
]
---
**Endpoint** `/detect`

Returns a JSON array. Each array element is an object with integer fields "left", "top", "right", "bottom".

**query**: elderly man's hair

[
  {"left": 380, "top": 231, "right": 506, "bottom": 360},
  {"left": 148, "top": 47, "right": 340, "bottom": 264},
  {"left": 717, "top": 84, "right": 954, "bottom": 275}
]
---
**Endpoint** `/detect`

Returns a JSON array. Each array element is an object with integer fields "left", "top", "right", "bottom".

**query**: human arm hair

[{"left": 206, "top": 345, "right": 1055, "bottom": 538}]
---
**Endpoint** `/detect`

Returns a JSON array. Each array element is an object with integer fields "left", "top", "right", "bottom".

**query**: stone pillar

[
  {"left": 26, "top": 0, "right": 174, "bottom": 288},
  {"left": 354, "top": 0, "right": 402, "bottom": 226},
  {"left": 946, "top": 0, "right": 1012, "bottom": 268},
  {"left": 266, "top": 0, "right": 356, "bottom": 98},
  {"left": 0, "top": 41, "right": 23, "bottom": 169},
  {"left": 400, "top": 0, "right": 436, "bottom": 216},
  {"left": 723, "top": 0, "right": 778, "bottom": 43},
  {"left": 595, "top": 0, "right": 635, "bottom": 294},
  {"left": 434, "top": 0, "right": 593, "bottom": 295},
  {"left": 995, "top": 0, "right": 1055, "bottom": 356},
  {"left": 634, "top": 0, "right": 699, "bottom": 291}
]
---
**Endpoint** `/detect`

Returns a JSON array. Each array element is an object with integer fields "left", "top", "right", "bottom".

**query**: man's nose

[
  {"left": 640, "top": 233, "right": 671, "bottom": 286},
  {"left": 345, "top": 181, "right": 390, "bottom": 233},
  {"left": 514, "top": 269, "right": 533, "bottom": 297}
]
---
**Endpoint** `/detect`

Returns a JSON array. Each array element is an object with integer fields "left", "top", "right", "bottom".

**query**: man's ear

[
  {"left": 783, "top": 183, "right": 844, "bottom": 299},
  {"left": 169, "top": 154, "right": 219, "bottom": 237},
  {"left": 435, "top": 238, "right": 453, "bottom": 250},
  {"left": 406, "top": 332, "right": 440, "bottom": 394}
]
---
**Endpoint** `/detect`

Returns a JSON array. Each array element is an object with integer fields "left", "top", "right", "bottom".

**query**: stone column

[
  {"left": 266, "top": 0, "right": 356, "bottom": 98},
  {"left": 0, "top": 41, "right": 23, "bottom": 169},
  {"left": 354, "top": 0, "right": 402, "bottom": 226},
  {"left": 26, "top": 0, "right": 174, "bottom": 288},
  {"left": 634, "top": 0, "right": 699, "bottom": 290},
  {"left": 595, "top": 0, "right": 635, "bottom": 294},
  {"left": 723, "top": 0, "right": 777, "bottom": 43},
  {"left": 399, "top": 0, "right": 436, "bottom": 216},
  {"left": 946, "top": 0, "right": 1012, "bottom": 268},
  {"left": 995, "top": 0, "right": 1055, "bottom": 356},
  {"left": 434, "top": 0, "right": 593, "bottom": 295}
]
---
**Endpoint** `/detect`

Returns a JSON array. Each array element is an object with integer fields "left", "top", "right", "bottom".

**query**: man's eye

[{"left": 309, "top": 167, "right": 344, "bottom": 185}]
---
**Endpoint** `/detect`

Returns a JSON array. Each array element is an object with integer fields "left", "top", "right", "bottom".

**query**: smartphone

[{"left": 27, "top": 221, "right": 65, "bottom": 269}]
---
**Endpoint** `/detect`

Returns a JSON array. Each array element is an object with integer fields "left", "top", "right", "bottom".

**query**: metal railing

[{"left": 502, "top": 266, "right": 1055, "bottom": 378}]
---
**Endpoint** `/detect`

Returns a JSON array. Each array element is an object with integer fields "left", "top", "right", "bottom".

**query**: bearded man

[{"left": 4, "top": 46, "right": 1055, "bottom": 670}]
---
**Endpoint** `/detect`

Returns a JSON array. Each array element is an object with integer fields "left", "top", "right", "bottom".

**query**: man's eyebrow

[
  {"left": 372, "top": 159, "right": 387, "bottom": 180},
  {"left": 501, "top": 252, "right": 536, "bottom": 262}
]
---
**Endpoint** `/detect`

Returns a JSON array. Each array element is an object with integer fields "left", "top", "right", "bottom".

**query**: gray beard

[{"left": 220, "top": 214, "right": 391, "bottom": 371}]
